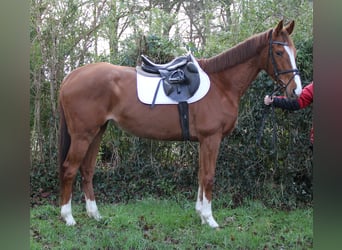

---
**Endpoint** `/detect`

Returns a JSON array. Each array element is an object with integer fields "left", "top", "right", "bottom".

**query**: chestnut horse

[{"left": 58, "top": 20, "right": 302, "bottom": 227}]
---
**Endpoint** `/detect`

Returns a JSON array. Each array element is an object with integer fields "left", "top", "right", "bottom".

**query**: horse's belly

[{"left": 111, "top": 105, "right": 185, "bottom": 141}]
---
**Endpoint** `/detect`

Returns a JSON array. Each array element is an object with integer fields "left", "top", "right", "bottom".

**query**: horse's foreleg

[
  {"left": 196, "top": 135, "right": 221, "bottom": 228},
  {"left": 80, "top": 123, "right": 107, "bottom": 221},
  {"left": 60, "top": 137, "right": 90, "bottom": 226}
]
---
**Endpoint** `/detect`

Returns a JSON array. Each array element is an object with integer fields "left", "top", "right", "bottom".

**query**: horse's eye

[{"left": 275, "top": 51, "right": 283, "bottom": 56}]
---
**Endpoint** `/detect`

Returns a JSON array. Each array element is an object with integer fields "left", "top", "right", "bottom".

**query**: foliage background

[{"left": 30, "top": 0, "right": 313, "bottom": 209}]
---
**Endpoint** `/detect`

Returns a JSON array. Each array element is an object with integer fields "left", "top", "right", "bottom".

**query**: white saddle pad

[{"left": 136, "top": 54, "right": 210, "bottom": 105}]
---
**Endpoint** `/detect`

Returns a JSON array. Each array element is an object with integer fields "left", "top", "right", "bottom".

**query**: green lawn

[{"left": 30, "top": 198, "right": 312, "bottom": 249}]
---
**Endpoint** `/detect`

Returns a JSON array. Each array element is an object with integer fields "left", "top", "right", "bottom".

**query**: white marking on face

[
  {"left": 61, "top": 198, "right": 76, "bottom": 226},
  {"left": 284, "top": 46, "right": 302, "bottom": 96},
  {"left": 85, "top": 196, "right": 102, "bottom": 220}
]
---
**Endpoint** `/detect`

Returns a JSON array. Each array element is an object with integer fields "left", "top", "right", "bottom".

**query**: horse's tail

[{"left": 58, "top": 100, "right": 71, "bottom": 185}]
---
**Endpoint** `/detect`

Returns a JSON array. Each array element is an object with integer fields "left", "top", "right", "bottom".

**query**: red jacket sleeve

[{"left": 298, "top": 82, "right": 313, "bottom": 109}]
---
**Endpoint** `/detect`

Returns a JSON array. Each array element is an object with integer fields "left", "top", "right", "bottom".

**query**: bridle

[
  {"left": 268, "top": 30, "right": 300, "bottom": 97},
  {"left": 257, "top": 30, "right": 301, "bottom": 152}
]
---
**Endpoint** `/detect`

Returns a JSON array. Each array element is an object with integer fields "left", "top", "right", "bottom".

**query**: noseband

[{"left": 268, "top": 30, "right": 300, "bottom": 96}]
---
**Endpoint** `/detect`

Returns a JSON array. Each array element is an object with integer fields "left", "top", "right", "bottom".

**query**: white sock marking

[
  {"left": 195, "top": 186, "right": 219, "bottom": 228},
  {"left": 85, "top": 196, "right": 102, "bottom": 220},
  {"left": 196, "top": 187, "right": 205, "bottom": 224},
  {"left": 61, "top": 198, "right": 76, "bottom": 226},
  {"left": 202, "top": 195, "right": 219, "bottom": 228}
]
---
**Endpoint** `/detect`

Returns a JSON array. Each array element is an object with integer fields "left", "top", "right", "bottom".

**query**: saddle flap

[
  {"left": 161, "top": 62, "right": 200, "bottom": 101},
  {"left": 161, "top": 69, "right": 186, "bottom": 84}
]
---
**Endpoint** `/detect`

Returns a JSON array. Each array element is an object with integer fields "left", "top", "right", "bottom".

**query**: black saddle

[
  {"left": 141, "top": 55, "right": 188, "bottom": 74},
  {"left": 140, "top": 54, "right": 200, "bottom": 103}
]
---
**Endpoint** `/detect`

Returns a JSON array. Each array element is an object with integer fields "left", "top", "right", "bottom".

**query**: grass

[{"left": 30, "top": 198, "right": 313, "bottom": 249}]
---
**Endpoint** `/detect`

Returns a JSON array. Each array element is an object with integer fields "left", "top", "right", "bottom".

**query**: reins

[{"left": 256, "top": 87, "right": 280, "bottom": 154}]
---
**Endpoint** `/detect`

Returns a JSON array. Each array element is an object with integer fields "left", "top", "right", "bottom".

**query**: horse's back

[
  {"left": 59, "top": 63, "right": 137, "bottom": 133},
  {"left": 61, "top": 63, "right": 134, "bottom": 90},
  {"left": 60, "top": 63, "right": 137, "bottom": 102}
]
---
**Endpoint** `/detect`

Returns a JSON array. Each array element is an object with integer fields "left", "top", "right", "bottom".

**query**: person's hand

[{"left": 264, "top": 95, "right": 273, "bottom": 105}]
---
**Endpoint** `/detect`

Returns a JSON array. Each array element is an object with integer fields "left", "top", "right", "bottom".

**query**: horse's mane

[{"left": 198, "top": 29, "right": 272, "bottom": 73}]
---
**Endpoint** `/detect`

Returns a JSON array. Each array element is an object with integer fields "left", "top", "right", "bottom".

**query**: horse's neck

[{"left": 216, "top": 58, "right": 262, "bottom": 99}]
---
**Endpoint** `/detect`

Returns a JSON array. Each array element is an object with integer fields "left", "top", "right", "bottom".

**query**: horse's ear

[
  {"left": 274, "top": 20, "right": 284, "bottom": 35},
  {"left": 285, "top": 20, "right": 295, "bottom": 35}
]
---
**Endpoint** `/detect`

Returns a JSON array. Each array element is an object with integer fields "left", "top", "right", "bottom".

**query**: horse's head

[{"left": 266, "top": 20, "right": 302, "bottom": 98}]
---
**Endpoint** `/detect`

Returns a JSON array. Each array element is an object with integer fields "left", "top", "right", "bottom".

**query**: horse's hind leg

[
  {"left": 80, "top": 122, "right": 108, "bottom": 221},
  {"left": 60, "top": 136, "right": 91, "bottom": 225}
]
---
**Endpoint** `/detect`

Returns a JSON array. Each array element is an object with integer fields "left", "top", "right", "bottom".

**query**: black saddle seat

[{"left": 141, "top": 55, "right": 189, "bottom": 74}]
